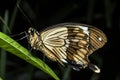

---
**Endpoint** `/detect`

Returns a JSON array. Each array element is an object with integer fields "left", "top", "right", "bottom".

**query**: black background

[{"left": 0, "top": 0, "right": 120, "bottom": 80}]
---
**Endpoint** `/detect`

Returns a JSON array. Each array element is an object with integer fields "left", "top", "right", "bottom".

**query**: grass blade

[
  {"left": 0, "top": 32, "right": 60, "bottom": 80},
  {"left": 0, "top": 10, "right": 9, "bottom": 79}
]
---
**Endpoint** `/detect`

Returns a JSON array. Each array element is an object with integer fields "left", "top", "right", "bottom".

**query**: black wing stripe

[
  {"left": 59, "top": 47, "right": 67, "bottom": 57},
  {"left": 47, "top": 29, "right": 67, "bottom": 38},
  {"left": 51, "top": 48, "right": 65, "bottom": 66},
  {"left": 90, "top": 36, "right": 101, "bottom": 49},
  {"left": 89, "top": 27, "right": 107, "bottom": 42},
  {"left": 43, "top": 45, "right": 61, "bottom": 60},
  {"left": 42, "top": 45, "right": 56, "bottom": 61},
  {"left": 69, "top": 43, "right": 79, "bottom": 49},
  {"left": 77, "top": 49, "right": 86, "bottom": 59},
  {"left": 53, "top": 48, "right": 67, "bottom": 59},
  {"left": 66, "top": 48, "right": 86, "bottom": 65},
  {"left": 89, "top": 27, "right": 107, "bottom": 49}
]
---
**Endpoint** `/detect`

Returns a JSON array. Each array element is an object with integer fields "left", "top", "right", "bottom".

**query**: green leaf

[
  {"left": 0, "top": 77, "right": 3, "bottom": 80},
  {"left": 0, "top": 32, "right": 60, "bottom": 80}
]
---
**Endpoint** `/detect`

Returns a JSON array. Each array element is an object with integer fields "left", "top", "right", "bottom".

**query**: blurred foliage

[{"left": 0, "top": 0, "right": 119, "bottom": 80}]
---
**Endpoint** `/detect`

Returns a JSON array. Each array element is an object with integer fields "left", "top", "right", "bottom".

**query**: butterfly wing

[
  {"left": 88, "top": 27, "right": 107, "bottom": 54},
  {"left": 40, "top": 23, "right": 91, "bottom": 69},
  {"left": 28, "top": 23, "right": 107, "bottom": 73}
]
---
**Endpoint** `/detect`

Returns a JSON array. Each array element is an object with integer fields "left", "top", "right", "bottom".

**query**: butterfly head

[
  {"left": 28, "top": 27, "right": 39, "bottom": 36},
  {"left": 28, "top": 27, "right": 42, "bottom": 50}
]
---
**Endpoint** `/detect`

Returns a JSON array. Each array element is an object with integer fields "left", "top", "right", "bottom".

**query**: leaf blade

[{"left": 0, "top": 32, "right": 60, "bottom": 80}]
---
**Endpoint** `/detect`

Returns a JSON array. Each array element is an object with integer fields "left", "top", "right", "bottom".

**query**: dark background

[{"left": 0, "top": 0, "right": 120, "bottom": 80}]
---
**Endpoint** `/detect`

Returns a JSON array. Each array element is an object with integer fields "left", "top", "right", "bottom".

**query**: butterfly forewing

[
  {"left": 41, "top": 27, "right": 68, "bottom": 46},
  {"left": 28, "top": 23, "right": 107, "bottom": 73}
]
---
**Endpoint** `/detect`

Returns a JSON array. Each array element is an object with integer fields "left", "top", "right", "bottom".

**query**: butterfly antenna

[
  {"left": 11, "top": 30, "right": 28, "bottom": 42},
  {"left": 11, "top": 31, "right": 26, "bottom": 37},
  {"left": 17, "top": 0, "right": 34, "bottom": 27},
  {"left": 19, "top": 32, "right": 28, "bottom": 40}
]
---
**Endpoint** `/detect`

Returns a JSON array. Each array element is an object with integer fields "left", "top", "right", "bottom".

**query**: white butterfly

[{"left": 28, "top": 23, "right": 107, "bottom": 73}]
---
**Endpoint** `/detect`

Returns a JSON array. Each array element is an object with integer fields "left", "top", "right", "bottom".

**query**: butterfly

[{"left": 27, "top": 23, "right": 107, "bottom": 73}]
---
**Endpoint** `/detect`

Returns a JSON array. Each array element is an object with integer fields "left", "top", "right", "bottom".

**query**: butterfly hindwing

[{"left": 88, "top": 27, "right": 107, "bottom": 54}]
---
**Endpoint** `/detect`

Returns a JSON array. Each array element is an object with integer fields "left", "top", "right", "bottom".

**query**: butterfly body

[{"left": 28, "top": 23, "right": 107, "bottom": 73}]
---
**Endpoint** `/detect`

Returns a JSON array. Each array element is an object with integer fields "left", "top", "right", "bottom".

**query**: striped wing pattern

[
  {"left": 28, "top": 23, "right": 107, "bottom": 73},
  {"left": 41, "top": 25, "right": 90, "bottom": 69}
]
